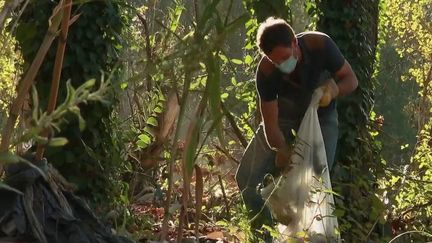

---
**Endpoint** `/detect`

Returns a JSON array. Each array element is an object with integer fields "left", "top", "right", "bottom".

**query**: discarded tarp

[{"left": 0, "top": 155, "right": 134, "bottom": 243}]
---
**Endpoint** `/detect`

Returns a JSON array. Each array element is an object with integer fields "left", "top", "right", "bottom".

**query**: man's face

[{"left": 267, "top": 41, "right": 297, "bottom": 65}]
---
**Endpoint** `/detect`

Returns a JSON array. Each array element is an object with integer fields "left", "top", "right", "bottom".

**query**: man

[{"left": 235, "top": 17, "right": 358, "bottom": 241}]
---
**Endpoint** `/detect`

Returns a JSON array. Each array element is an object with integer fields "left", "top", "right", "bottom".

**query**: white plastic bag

[{"left": 260, "top": 88, "right": 340, "bottom": 242}]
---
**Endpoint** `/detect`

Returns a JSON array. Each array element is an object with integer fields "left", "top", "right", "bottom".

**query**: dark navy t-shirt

[{"left": 256, "top": 31, "right": 345, "bottom": 124}]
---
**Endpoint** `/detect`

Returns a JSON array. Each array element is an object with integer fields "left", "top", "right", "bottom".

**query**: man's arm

[
  {"left": 260, "top": 98, "right": 293, "bottom": 168},
  {"left": 259, "top": 98, "right": 287, "bottom": 149},
  {"left": 335, "top": 60, "right": 358, "bottom": 96},
  {"left": 320, "top": 59, "right": 358, "bottom": 107}
]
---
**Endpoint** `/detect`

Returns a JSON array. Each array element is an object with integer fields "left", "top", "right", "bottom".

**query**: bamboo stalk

[
  {"left": 35, "top": 0, "right": 73, "bottom": 161},
  {"left": 0, "top": 1, "right": 64, "bottom": 172}
]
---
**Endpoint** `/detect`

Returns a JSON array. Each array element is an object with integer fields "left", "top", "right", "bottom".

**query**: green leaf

[
  {"left": 48, "top": 137, "right": 68, "bottom": 147},
  {"left": 231, "top": 58, "right": 243, "bottom": 65},
  {"left": 206, "top": 54, "right": 225, "bottom": 149},
  {"left": 215, "top": 220, "right": 228, "bottom": 227},
  {"left": 170, "top": 4, "right": 184, "bottom": 32},
  {"left": 75, "top": 78, "right": 96, "bottom": 95},
  {"left": 154, "top": 106, "right": 163, "bottom": 113},
  {"left": 323, "top": 189, "right": 342, "bottom": 197},
  {"left": 244, "top": 55, "right": 253, "bottom": 65},
  {"left": 64, "top": 80, "right": 76, "bottom": 106},
  {"left": 120, "top": 82, "right": 128, "bottom": 90},
  {"left": 137, "top": 140, "right": 148, "bottom": 149},
  {"left": 31, "top": 85, "right": 39, "bottom": 121},
  {"left": 138, "top": 134, "right": 151, "bottom": 144},
  {"left": 147, "top": 117, "right": 158, "bottom": 127}
]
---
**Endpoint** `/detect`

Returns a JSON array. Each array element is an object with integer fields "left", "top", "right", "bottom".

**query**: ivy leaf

[
  {"left": 136, "top": 140, "right": 148, "bottom": 149},
  {"left": 147, "top": 117, "right": 158, "bottom": 127},
  {"left": 138, "top": 134, "right": 151, "bottom": 144}
]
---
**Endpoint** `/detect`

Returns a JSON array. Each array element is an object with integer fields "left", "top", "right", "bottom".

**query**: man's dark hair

[{"left": 256, "top": 17, "right": 296, "bottom": 55}]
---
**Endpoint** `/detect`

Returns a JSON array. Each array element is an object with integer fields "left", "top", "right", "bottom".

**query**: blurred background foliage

[{"left": 0, "top": 0, "right": 431, "bottom": 241}]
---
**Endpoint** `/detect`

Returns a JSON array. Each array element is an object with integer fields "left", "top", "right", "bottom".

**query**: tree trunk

[{"left": 317, "top": 0, "right": 381, "bottom": 241}]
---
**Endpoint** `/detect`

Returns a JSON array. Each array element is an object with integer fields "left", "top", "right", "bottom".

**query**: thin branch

[
  {"left": 217, "top": 174, "right": 231, "bottom": 218},
  {"left": 389, "top": 230, "right": 432, "bottom": 243},
  {"left": 401, "top": 199, "right": 432, "bottom": 218},
  {"left": 193, "top": 0, "right": 198, "bottom": 24},
  {"left": 221, "top": 102, "right": 248, "bottom": 148},
  {"left": 154, "top": 18, "right": 184, "bottom": 42},
  {"left": 213, "top": 144, "right": 239, "bottom": 165},
  {"left": 36, "top": 0, "right": 73, "bottom": 161},
  {"left": 194, "top": 164, "right": 203, "bottom": 239},
  {"left": 136, "top": 12, "right": 154, "bottom": 92}
]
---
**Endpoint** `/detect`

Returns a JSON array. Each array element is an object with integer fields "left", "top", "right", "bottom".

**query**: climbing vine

[{"left": 316, "top": 0, "right": 385, "bottom": 241}]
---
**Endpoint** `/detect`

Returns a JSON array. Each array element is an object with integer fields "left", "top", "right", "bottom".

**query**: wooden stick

[
  {"left": 35, "top": 0, "right": 73, "bottom": 161},
  {"left": 194, "top": 164, "right": 203, "bottom": 239}
]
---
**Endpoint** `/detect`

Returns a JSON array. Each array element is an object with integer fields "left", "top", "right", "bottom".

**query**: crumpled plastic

[
  {"left": 261, "top": 88, "right": 340, "bottom": 242},
  {"left": 0, "top": 154, "right": 133, "bottom": 243}
]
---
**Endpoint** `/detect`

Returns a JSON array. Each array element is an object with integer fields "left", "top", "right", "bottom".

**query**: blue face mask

[{"left": 277, "top": 55, "right": 297, "bottom": 74}]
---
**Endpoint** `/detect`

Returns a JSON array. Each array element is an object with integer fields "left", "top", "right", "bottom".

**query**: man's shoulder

[
  {"left": 257, "top": 56, "right": 277, "bottom": 77},
  {"left": 297, "top": 31, "right": 331, "bottom": 51}
]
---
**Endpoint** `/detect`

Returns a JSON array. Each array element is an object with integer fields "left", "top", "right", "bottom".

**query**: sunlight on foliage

[
  {"left": 0, "top": 32, "right": 21, "bottom": 120},
  {"left": 383, "top": 0, "right": 432, "bottom": 235}
]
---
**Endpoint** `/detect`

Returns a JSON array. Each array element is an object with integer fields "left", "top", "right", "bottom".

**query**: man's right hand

[{"left": 275, "top": 143, "right": 294, "bottom": 170}]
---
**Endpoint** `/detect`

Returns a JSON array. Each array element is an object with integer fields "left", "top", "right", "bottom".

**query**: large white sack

[{"left": 260, "top": 88, "right": 340, "bottom": 243}]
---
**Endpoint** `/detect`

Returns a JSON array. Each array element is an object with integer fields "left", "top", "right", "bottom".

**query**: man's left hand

[{"left": 319, "top": 79, "right": 339, "bottom": 107}]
